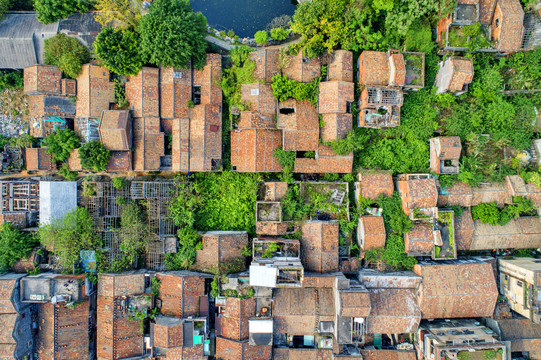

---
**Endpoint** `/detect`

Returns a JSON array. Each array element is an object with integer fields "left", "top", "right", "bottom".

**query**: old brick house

[
  {"left": 355, "top": 171, "right": 394, "bottom": 201},
  {"left": 193, "top": 231, "right": 249, "bottom": 273},
  {"left": 430, "top": 136, "right": 462, "bottom": 174},
  {"left": 25, "top": 147, "right": 56, "bottom": 172},
  {"left": 358, "top": 86, "right": 403, "bottom": 128},
  {"left": 434, "top": 57, "right": 474, "bottom": 94},
  {"left": 397, "top": 174, "right": 438, "bottom": 220},
  {"left": 300, "top": 221, "right": 340, "bottom": 273},
  {"left": 357, "top": 216, "right": 386, "bottom": 251},
  {"left": 0, "top": 180, "right": 39, "bottom": 227}
]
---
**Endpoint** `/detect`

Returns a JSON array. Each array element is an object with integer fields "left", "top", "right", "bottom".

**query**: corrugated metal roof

[
  {"left": 0, "top": 13, "right": 58, "bottom": 69},
  {"left": 39, "top": 181, "right": 77, "bottom": 225}
]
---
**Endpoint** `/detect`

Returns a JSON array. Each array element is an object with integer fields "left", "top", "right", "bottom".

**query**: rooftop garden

[
  {"left": 434, "top": 210, "right": 456, "bottom": 259},
  {"left": 446, "top": 23, "right": 492, "bottom": 51}
]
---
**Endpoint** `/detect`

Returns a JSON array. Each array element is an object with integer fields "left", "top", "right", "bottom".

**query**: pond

[{"left": 190, "top": 0, "right": 297, "bottom": 38}]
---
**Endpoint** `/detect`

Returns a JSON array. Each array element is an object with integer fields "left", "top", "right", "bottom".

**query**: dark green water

[{"left": 190, "top": 0, "right": 297, "bottom": 38}]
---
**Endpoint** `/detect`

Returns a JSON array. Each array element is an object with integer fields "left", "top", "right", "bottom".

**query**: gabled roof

[
  {"left": 455, "top": 209, "right": 475, "bottom": 250},
  {"left": 327, "top": 50, "right": 353, "bottom": 82},
  {"left": 359, "top": 349, "right": 417, "bottom": 360},
  {"left": 318, "top": 81, "right": 354, "bottom": 114},
  {"left": 76, "top": 64, "right": 115, "bottom": 119},
  {"left": 278, "top": 99, "right": 319, "bottom": 151},
  {"left": 25, "top": 148, "right": 55, "bottom": 171},
  {"left": 194, "top": 231, "right": 248, "bottom": 271},
  {"left": 300, "top": 221, "right": 339, "bottom": 273},
  {"left": 283, "top": 51, "right": 321, "bottom": 83},
  {"left": 156, "top": 271, "right": 209, "bottom": 318},
  {"left": 404, "top": 222, "right": 434, "bottom": 256},
  {"left": 23, "top": 65, "right": 62, "bottom": 95},
  {"left": 231, "top": 128, "right": 283, "bottom": 173},
  {"left": 413, "top": 259, "right": 498, "bottom": 318},
  {"left": 0, "top": 13, "right": 58, "bottom": 69},
  {"left": 469, "top": 216, "right": 541, "bottom": 250},
  {"left": 99, "top": 110, "right": 131, "bottom": 151},
  {"left": 320, "top": 113, "right": 352, "bottom": 142},
  {"left": 132, "top": 117, "right": 164, "bottom": 171},
  {"left": 125, "top": 67, "right": 160, "bottom": 118},
  {"left": 366, "top": 287, "right": 421, "bottom": 334},
  {"left": 294, "top": 144, "right": 353, "bottom": 174},
  {"left": 188, "top": 104, "right": 222, "bottom": 172},
  {"left": 437, "top": 181, "right": 473, "bottom": 207},
  {"left": 471, "top": 182, "right": 511, "bottom": 206},
  {"left": 399, "top": 176, "right": 438, "bottom": 210},
  {"left": 216, "top": 336, "right": 272, "bottom": 360},
  {"left": 431, "top": 136, "right": 462, "bottom": 159},
  {"left": 160, "top": 66, "right": 191, "bottom": 119},
  {"left": 250, "top": 48, "right": 280, "bottom": 82},
  {"left": 359, "top": 216, "right": 386, "bottom": 250},
  {"left": 194, "top": 53, "right": 222, "bottom": 107},
  {"left": 106, "top": 150, "right": 132, "bottom": 172},
  {"left": 241, "top": 83, "right": 277, "bottom": 118},
  {"left": 358, "top": 51, "right": 391, "bottom": 86},
  {"left": 219, "top": 297, "right": 256, "bottom": 341},
  {"left": 357, "top": 171, "right": 394, "bottom": 200},
  {"left": 495, "top": 0, "right": 525, "bottom": 53},
  {"left": 435, "top": 57, "right": 474, "bottom": 93}
]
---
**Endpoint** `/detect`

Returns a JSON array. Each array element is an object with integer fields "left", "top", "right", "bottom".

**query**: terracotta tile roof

[
  {"left": 389, "top": 53, "right": 406, "bottom": 87},
  {"left": 23, "top": 64, "right": 62, "bottom": 95},
  {"left": 194, "top": 231, "right": 249, "bottom": 271},
  {"left": 318, "top": 81, "right": 354, "bottom": 114},
  {"left": 359, "top": 349, "right": 417, "bottom": 360},
  {"left": 495, "top": 0, "right": 525, "bottom": 53},
  {"left": 358, "top": 216, "right": 386, "bottom": 250},
  {"left": 237, "top": 111, "right": 276, "bottom": 130},
  {"left": 160, "top": 66, "right": 191, "bottom": 119},
  {"left": 320, "top": 113, "right": 352, "bottom": 142},
  {"left": 283, "top": 51, "right": 321, "bottom": 83},
  {"left": 250, "top": 48, "right": 280, "bottom": 82},
  {"left": 294, "top": 144, "right": 353, "bottom": 174},
  {"left": 273, "top": 287, "right": 334, "bottom": 334},
  {"left": 436, "top": 57, "right": 474, "bottom": 93},
  {"left": 193, "top": 53, "right": 222, "bottom": 107},
  {"left": 480, "top": 0, "right": 497, "bottom": 24},
  {"left": 156, "top": 272, "right": 207, "bottom": 318},
  {"left": 274, "top": 348, "right": 334, "bottom": 360},
  {"left": 404, "top": 222, "right": 434, "bottom": 256},
  {"left": 471, "top": 182, "right": 511, "bottom": 206},
  {"left": 469, "top": 216, "right": 541, "bottom": 250},
  {"left": 357, "top": 171, "right": 394, "bottom": 200},
  {"left": 132, "top": 117, "right": 164, "bottom": 171},
  {"left": 231, "top": 129, "right": 283, "bottom": 172},
  {"left": 76, "top": 64, "right": 115, "bottom": 119},
  {"left": 339, "top": 288, "right": 371, "bottom": 317},
  {"left": 262, "top": 182, "right": 289, "bottom": 201},
  {"left": 301, "top": 221, "right": 339, "bottom": 273},
  {"left": 437, "top": 181, "right": 473, "bottom": 207},
  {"left": 278, "top": 99, "right": 319, "bottom": 151},
  {"left": 413, "top": 259, "right": 498, "bottom": 318},
  {"left": 219, "top": 297, "right": 256, "bottom": 341},
  {"left": 455, "top": 210, "right": 475, "bottom": 250},
  {"left": 152, "top": 317, "right": 184, "bottom": 349},
  {"left": 358, "top": 51, "right": 391, "bottom": 86},
  {"left": 216, "top": 337, "right": 272, "bottom": 360},
  {"left": 327, "top": 50, "right": 353, "bottom": 82},
  {"left": 256, "top": 222, "right": 289, "bottom": 236},
  {"left": 241, "top": 83, "right": 277, "bottom": 118},
  {"left": 99, "top": 110, "right": 131, "bottom": 151},
  {"left": 106, "top": 151, "right": 132, "bottom": 172},
  {"left": 125, "top": 67, "right": 160, "bottom": 118},
  {"left": 399, "top": 176, "right": 438, "bottom": 213},
  {"left": 366, "top": 287, "right": 421, "bottom": 334},
  {"left": 25, "top": 147, "right": 55, "bottom": 171},
  {"left": 431, "top": 136, "right": 462, "bottom": 159},
  {"left": 506, "top": 175, "right": 541, "bottom": 207}
]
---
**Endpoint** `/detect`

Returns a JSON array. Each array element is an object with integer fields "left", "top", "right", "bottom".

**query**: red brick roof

[
  {"left": 301, "top": 221, "right": 339, "bottom": 273},
  {"left": 160, "top": 66, "right": 191, "bottom": 119},
  {"left": 193, "top": 231, "right": 248, "bottom": 271},
  {"left": 431, "top": 136, "right": 462, "bottom": 159},
  {"left": 194, "top": 53, "right": 222, "bottom": 107},
  {"left": 294, "top": 144, "right": 353, "bottom": 174},
  {"left": 413, "top": 260, "right": 498, "bottom": 318},
  {"left": 231, "top": 129, "right": 283, "bottom": 172},
  {"left": 495, "top": 0, "right": 525, "bottom": 53},
  {"left": 68, "top": 148, "right": 82, "bottom": 171},
  {"left": 25, "top": 148, "right": 56, "bottom": 171},
  {"left": 99, "top": 110, "right": 131, "bottom": 151},
  {"left": 469, "top": 216, "right": 541, "bottom": 250},
  {"left": 358, "top": 51, "right": 391, "bottom": 86},
  {"left": 366, "top": 288, "right": 421, "bottom": 334},
  {"left": 455, "top": 209, "right": 475, "bottom": 251},
  {"left": 359, "top": 216, "right": 386, "bottom": 250},
  {"left": 241, "top": 83, "right": 277, "bottom": 118},
  {"left": 216, "top": 337, "right": 272, "bottom": 360},
  {"left": 318, "top": 81, "right": 354, "bottom": 114},
  {"left": 327, "top": 50, "right": 353, "bottom": 82},
  {"left": 132, "top": 117, "right": 164, "bottom": 171},
  {"left": 283, "top": 51, "right": 321, "bottom": 83},
  {"left": 437, "top": 181, "right": 473, "bottom": 207},
  {"left": 156, "top": 272, "right": 207, "bottom": 318},
  {"left": 250, "top": 48, "right": 280, "bottom": 82},
  {"left": 357, "top": 171, "right": 395, "bottom": 200},
  {"left": 404, "top": 222, "right": 434, "bottom": 256},
  {"left": 359, "top": 349, "right": 417, "bottom": 360},
  {"left": 76, "top": 64, "right": 115, "bottom": 119},
  {"left": 278, "top": 99, "right": 319, "bottom": 151},
  {"left": 106, "top": 151, "right": 132, "bottom": 172},
  {"left": 320, "top": 113, "right": 352, "bottom": 142},
  {"left": 125, "top": 67, "right": 160, "bottom": 118},
  {"left": 23, "top": 65, "right": 62, "bottom": 95},
  {"left": 471, "top": 182, "right": 511, "bottom": 206},
  {"left": 219, "top": 297, "right": 256, "bottom": 341}
]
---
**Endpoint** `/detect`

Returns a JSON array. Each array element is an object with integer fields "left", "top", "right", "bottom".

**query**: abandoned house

[
  {"left": 25, "top": 148, "right": 56, "bottom": 172},
  {"left": 498, "top": 257, "right": 541, "bottom": 324},
  {"left": 300, "top": 221, "right": 340, "bottom": 273},
  {"left": 397, "top": 174, "right": 438, "bottom": 220},
  {"left": 434, "top": 57, "right": 474, "bottom": 94},
  {"left": 357, "top": 216, "right": 386, "bottom": 251},
  {"left": 358, "top": 86, "right": 403, "bottom": 128},
  {"left": 0, "top": 180, "right": 39, "bottom": 227},
  {"left": 430, "top": 136, "right": 462, "bottom": 174},
  {"left": 193, "top": 231, "right": 249, "bottom": 273},
  {"left": 355, "top": 171, "right": 395, "bottom": 201}
]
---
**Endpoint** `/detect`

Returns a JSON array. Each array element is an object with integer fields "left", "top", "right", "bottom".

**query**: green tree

[
  {"left": 78, "top": 141, "right": 110, "bottom": 172},
  {"left": 94, "top": 0, "right": 143, "bottom": 29},
  {"left": 44, "top": 34, "right": 90, "bottom": 79},
  {"left": 471, "top": 202, "right": 500, "bottom": 225},
  {"left": 254, "top": 30, "right": 269, "bottom": 44},
  {"left": 270, "top": 28, "right": 289, "bottom": 41},
  {"left": 94, "top": 28, "right": 143, "bottom": 76},
  {"left": 112, "top": 177, "right": 126, "bottom": 189},
  {"left": 35, "top": 0, "right": 93, "bottom": 24},
  {"left": 117, "top": 203, "right": 149, "bottom": 269},
  {"left": 0, "top": 223, "right": 39, "bottom": 271},
  {"left": 138, "top": 0, "right": 208, "bottom": 69},
  {"left": 0, "top": 70, "right": 24, "bottom": 91},
  {"left": 38, "top": 207, "right": 98, "bottom": 270},
  {"left": 43, "top": 128, "right": 80, "bottom": 162},
  {"left": 58, "top": 164, "right": 78, "bottom": 181}
]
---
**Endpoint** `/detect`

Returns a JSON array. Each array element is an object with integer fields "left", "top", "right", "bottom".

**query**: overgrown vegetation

[
  {"left": 0, "top": 70, "right": 24, "bottom": 92},
  {"left": 254, "top": 30, "right": 269, "bottom": 44},
  {"left": 78, "top": 141, "right": 110, "bottom": 172},
  {"left": 271, "top": 72, "right": 323, "bottom": 105},
  {"left": 44, "top": 34, "right": 91, "bottom": 79},
  {"left": 38, "top": 207, "right": 98, "bottom": 271},
  {"left": 35, "top": 0, "right": 94, "bottom": 24},
  {"left": 0, "top": 223, "right": 39, "bottom": 272},
  {"left": 218, "top": 45, "right": 257, "bottom": 112},
  {"left": 43, "top": 128, "right": 80, "bottom": 162},
  {"left": 94, "top": 28, "right": 143, "bottom": 76},
  {"left": 471, "top": 197, "right": 536, "bottom": 226},
  {"left": 113, "top": 203, "right": 150, "bottom": 271}
]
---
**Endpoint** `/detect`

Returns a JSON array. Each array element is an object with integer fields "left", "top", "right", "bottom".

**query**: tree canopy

[
  {"left": 44, "top": 33, "right": 90, "bottom": 79},
  {"left": 94, "top": 0, "right": 143, "bottom": 29},
  {"left": 115, "top": 203, "right": 149, "bottom": 270},
  {"left": 78, "top": 140, "right": 110, "bottom": 172},
  {"left": 43, "top": 128, "right": 80, "bottom": 162},
  {"left": 0, "top": 223, "right": 39, "bottom": 271},
  {"left": 94, "top": 27, "right": 143, "bottom": 76},
  {"left": 35, "top": 0, "right": 93, "bottom": 24},
  {"left": 38, "top": 207, "right": 98, "bottom": 271},
  {"left": 138, "top": 0, "right": 208, "bottom": 69}
]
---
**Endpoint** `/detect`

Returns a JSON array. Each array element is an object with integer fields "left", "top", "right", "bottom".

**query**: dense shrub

[
  {"left": 94, "top": 28, "right": 143, "bottom": 76},
  {"left": 271, "top": 73, "right": 321, "bottom": 104},
  {"left": 270, "top": 28, "right": 289, "bottom": 41},
  {"left": 44, "top": 34, "right": 90, "bottom": 79},
  {"left": 254, "top": 30, "right": 269, "bottom": 44},
  {"left": 0, "top": 70, "right": 24, "bottom": 91},
  {"left": 0, "top": 223, "right": 39, "bottom": 271},
  {"left": 78, "top": 141, "right": 110, "bottom": 172},
  {"left": 35, "top": 0, "right": 93, "bottom": 24},
  {"left": 43, "top": 128, "right": 80, "bottom": 162}
]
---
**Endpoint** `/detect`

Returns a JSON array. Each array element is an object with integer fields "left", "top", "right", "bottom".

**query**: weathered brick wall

[
  {"left": 36, "top": 302, "right": 55, "bottom": 360},
  {"left": 216, "top": 337, "right": 243, "bottom": 360},
  {"left": 96, "top": 296, "right": 114, "bottom": 360},
  {"left": 114, "top": 315, "right": 143, "bottom": 359},
  {"left": 242, "top": 343, "right": 272, "bottom": 360},
  {"left": 55, "top": 302, "right": 90, "bottom": 360}
]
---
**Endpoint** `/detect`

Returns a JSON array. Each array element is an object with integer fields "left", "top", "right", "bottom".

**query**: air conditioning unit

[{"left": 29, "top": 294, "right": 45, "bottom": 301}]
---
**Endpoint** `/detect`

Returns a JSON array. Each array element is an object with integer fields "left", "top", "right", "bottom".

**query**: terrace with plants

[
  {"left": 433, "top": 210, "right": 457, "bottom": 260},
  {"left": 252, "top": 239, "right": 300, "bottom": 259},
  {"left": 445, "top": 23, "right": 493, "bottom": 51}
]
